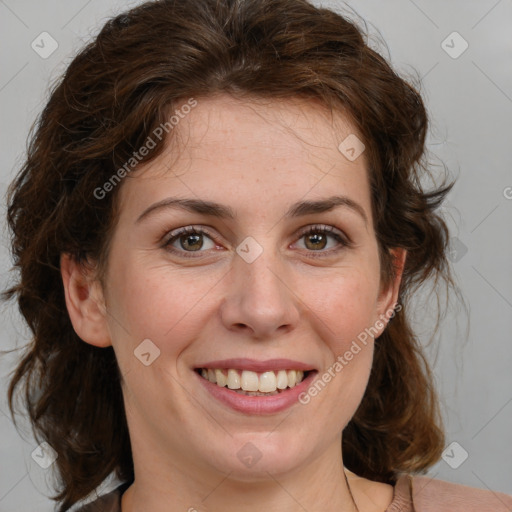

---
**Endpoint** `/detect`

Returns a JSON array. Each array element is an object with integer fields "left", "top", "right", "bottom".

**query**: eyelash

[{"left": 162, "top": 224, "right": 352, "bottom": 259}]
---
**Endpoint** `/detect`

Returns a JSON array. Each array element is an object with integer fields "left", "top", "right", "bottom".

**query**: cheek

[
  {"left": 105, "top": 258, "right": 218, "bottom": 349},
  {"left": 311, "top": 277, "right": 377, "bottom": 414},
  {"left": 316, "top": 270, "right": 380, "bottom": 353}
]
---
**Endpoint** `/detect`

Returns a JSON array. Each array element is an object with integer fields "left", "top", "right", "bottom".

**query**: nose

[{"left": 219, "top": 247, "right": 301, "bottom": 339}]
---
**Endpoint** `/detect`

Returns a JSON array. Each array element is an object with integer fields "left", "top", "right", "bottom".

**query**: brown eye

[
  {"left": 178, "top": 232, "right": 203, "bottom": 251},
  {"left": 163, "top": 226, "right": 217, "bottom": 257},
  {"left": 295, "top": 225, "right": 352, "bottom": 257},
  {"left": 304, "top": 231, "right": 328, "bottom": 251}
]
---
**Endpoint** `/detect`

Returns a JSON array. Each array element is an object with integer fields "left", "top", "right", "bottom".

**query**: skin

[{"left": 61, "top": 94, "right": 406, "bottom": 512}]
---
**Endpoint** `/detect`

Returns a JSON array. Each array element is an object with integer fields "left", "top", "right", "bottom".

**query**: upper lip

[{"left": 195, "top": 358, "right": 316, "bottom": 372}]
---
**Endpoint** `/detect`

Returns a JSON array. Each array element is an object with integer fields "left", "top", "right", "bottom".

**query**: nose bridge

[
  {"left": 221, "top": 238, "right": 300, "bottom": 336},
  {"left": 241, "top": 246, "right": 284, "bottom": 302}
]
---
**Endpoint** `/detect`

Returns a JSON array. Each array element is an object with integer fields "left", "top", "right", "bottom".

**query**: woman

[{"left": 4, "top": 0, "right": 511, "bottom": 511}]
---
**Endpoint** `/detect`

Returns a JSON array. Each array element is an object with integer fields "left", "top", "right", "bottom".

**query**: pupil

[
  {"left": 182, "top": 234, "right": 202, "bottom": 251},
  {"left": 306, "top": 233, "right": 326, "bottom": 250}
]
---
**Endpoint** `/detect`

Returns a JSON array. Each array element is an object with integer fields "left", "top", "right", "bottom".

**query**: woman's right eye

[{"left": 163, "top": 226, "right": 219, "bottom": 257}]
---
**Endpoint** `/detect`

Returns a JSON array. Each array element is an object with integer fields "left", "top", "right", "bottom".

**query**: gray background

[{"left": 1, "top": 0, "right": 511, "bottom": 510}]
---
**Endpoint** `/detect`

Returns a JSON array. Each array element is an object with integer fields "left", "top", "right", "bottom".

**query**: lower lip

[{"left": 195, "top": 370, "right": 318, "bottom": 415}]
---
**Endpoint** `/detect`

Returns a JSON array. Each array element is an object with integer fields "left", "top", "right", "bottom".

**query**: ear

[
  {"left": 374, "top": 248, "right": 407, "bottom": 336},
  {"left": 60, "top": 253, "right": 112, "bottom": 347}
]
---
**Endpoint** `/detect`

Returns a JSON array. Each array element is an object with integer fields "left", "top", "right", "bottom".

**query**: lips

[{"left": 193, "top": 358, "right": 318, "bottom": 414}]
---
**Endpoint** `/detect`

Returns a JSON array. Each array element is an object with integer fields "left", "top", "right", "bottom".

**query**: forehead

[
  {"left": 117, "top": 94, "right": 372, "bottom": 222},
  {"left": 170, "top": 94, "right": 363, "bottom": 165}
]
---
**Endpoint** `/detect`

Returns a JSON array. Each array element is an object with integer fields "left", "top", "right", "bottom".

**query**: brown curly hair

[{"left": 3, "top": 0, "right": 459, "bottom": 510}]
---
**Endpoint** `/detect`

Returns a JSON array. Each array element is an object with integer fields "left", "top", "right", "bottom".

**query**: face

[{"left": 64, "top": 94, "right": 403, "bottom": 484}]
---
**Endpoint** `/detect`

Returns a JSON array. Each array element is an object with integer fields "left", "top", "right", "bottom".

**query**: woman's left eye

[
  {"left": 162, "top": 224, "right": 351, "bottom": 258},
  {"left": 294, "top": 225, "right": 351, "bottom": 256}
]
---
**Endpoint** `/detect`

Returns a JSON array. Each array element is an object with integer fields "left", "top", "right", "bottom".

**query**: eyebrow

[{"left": 136, "top": 195, "right": 368, "bottom": 226}]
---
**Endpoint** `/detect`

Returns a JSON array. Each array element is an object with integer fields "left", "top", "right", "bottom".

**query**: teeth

[
  {"left": 215, "top": 369, "right": 227, "bottom": 387},
  {"left": 241, "top": 370, "right": 259, "bottom": 391},
  {"left": 236, "top": 389, "right": 280, "bottom": 396},
  {"left": 199, "top": 368, "right": 307, "bottom": 393},
  {"left": 259, "top": 371, "right": 276, "bottom": 392},
  {"left": 276, "top": 370, "right": 288, "bottom": 389},
  {"left": 227, "top": 369, "right": 241, "bottom": 389}
]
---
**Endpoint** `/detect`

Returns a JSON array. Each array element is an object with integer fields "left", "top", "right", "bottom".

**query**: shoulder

[{"left": 404, "top": 474, "right": 512, "bottom": 512}]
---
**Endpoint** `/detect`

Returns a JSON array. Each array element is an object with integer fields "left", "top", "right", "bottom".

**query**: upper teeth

[{"left": 200, "top": 368, "right": 305, "bottom": 393}]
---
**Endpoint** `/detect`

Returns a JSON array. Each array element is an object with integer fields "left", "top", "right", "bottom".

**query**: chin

[{"left": 206, "top": 433, "right": 311, "bottom": 481}]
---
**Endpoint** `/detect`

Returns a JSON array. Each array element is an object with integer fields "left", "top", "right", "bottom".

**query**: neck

[{"left": 122, "top": 437, "right": 359, "bottom": 512}]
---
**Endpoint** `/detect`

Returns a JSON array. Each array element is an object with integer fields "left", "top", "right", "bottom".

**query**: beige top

[{"left": 77, "top": 474, "right": 512, "bottom": 511}]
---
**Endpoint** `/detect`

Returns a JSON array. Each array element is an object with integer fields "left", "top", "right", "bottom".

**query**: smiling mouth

[{"left": 195, "top": 368, "right": 313, "bottom": 396}]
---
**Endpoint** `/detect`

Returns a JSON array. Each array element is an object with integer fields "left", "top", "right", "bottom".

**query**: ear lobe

[{"left": 60, "top": 253, "right": 112, "bottom": 348}]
